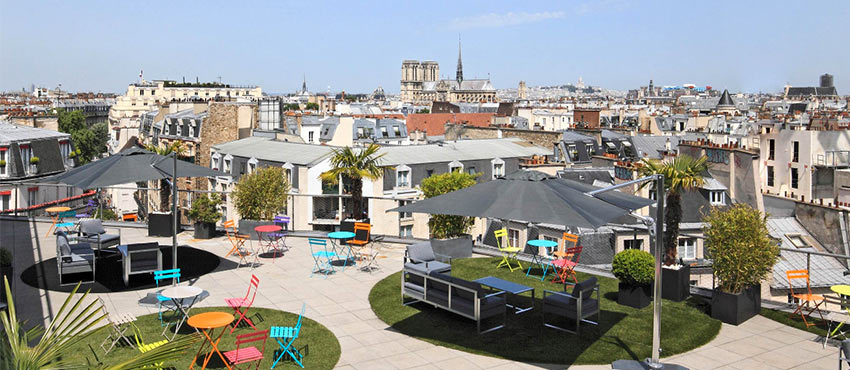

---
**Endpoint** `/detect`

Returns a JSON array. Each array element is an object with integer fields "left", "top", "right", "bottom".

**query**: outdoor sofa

[
  {"left": 402, "top": 267, "right": 507, "bottom": 334},
  {"left": 542, "top": 276, "right": 600, "bottom": 335},
  {"left": 404, "top": 241, "right": 452, "bottom": 274},
  {"left": 56, "top": 230, "right": 95, "bottom": 286}
]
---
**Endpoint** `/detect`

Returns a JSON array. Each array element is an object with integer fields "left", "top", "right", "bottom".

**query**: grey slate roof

[
  {"left": 211, "top": 136, "right": 334, "bottom": 166},
  {"left": 377, "top": 138, "right": 551, "bottom": 166},
  {"left": 769, "top": 217, "right": 849, "bottom": 289},
  {"left": 0, "top": 121, "right": 70, "bottom": 145},
  {"left": 630, "top": 135, "right": 680, "bottom": 159},
  {"left": 561, "top": 131, "right": 596, "bottom": 143},
  {"left": 717, "top": 89, "right": 734, "bottom": 107}
]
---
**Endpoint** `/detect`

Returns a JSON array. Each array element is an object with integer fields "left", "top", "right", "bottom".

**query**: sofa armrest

[{"left": 433, "top": 253, "right": 453, "bottom": 264}]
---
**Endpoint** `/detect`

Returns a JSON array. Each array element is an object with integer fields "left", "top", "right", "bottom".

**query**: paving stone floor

[{"left": 3, "top": 219, "right": 842, "bottom": 369}]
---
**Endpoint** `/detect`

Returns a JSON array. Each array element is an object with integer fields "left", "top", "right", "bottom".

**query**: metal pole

[
  {"left": 172, "top": 153, "right": 178, "bottom": 281},
  {"left": 648, "top": 174, "right": 665, "bottom": 368}
]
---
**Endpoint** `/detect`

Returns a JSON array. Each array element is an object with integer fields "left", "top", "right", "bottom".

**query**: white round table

[{"left": 160, "top": 286, "right": 204, "bottom": 339}]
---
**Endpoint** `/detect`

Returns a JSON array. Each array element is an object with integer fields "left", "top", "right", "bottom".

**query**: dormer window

[
  {"left": 0, "top": 147, "right": 7, "bottom": 177},
  {"left": 709, "top": 191, "right": 725, "bottom": 206},
  {"left": 211, "top": 152, "right": 221, "bottom": 170},
  {"left": 283, "top": 162, "right": 294, "bottom": 187},
  {"left": 491, "top": 158, "right": 505, "bottom": 179},
  {"left": 448, "top": 160, "right": 463, "bottom": 173},
  {"left": 393, "top": 126, "right": 401, "bottom": 136},
  {"left": 396, "top": 164, "right": 411, "bottom": 188},
  {"left": 223, "top": 154, "right": 233, "bottom": 173},
  {"left": 247, "top": 157, "right": 258, "bottom": 174},
  {"left": 381, "top": 126, "right": 388, "bottom": 138}
]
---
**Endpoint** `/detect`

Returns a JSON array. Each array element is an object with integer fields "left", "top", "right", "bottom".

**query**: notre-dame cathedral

[{"left": 400, "top": 41, "right": 496, "bottom": 104}]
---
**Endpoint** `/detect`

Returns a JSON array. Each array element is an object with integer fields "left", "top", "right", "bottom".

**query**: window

[
  {"left": 381, "top": 127, "right": 388, "bottom": 138},
  {"left": 27, "top": 188, "right": 37, "bottom": 206},
  {"left": 567, "top": 145, "right": 579, "bottom": 161},
  {"left": 223, "top": 154, "right": 233, "bottom": 173},
  {"left": 357, "top": 127, "right": 365, "bottom": 138},
  {"left": 20, "top": 145, "right": 32, "bottom": 174},
  {"left": 508, "top": 229, "right": 520, "bottom": 248},
  {"left": 768, "top": 139, "right": 775, "bottom": 160},
  {"left": 792, "top": 141, "right": 799, "bottom": 163},
  {"left": 791, "top": 168, "right": 799, "bottom": 189},
  {"left": 247, "top": 158, "right": 258, "bottom": 174},
  {"left": 308, "top": 131, "right": 314, "bottom": 143},
  {"left": 59, "top": 141, "right": 71, "bottom": 160},
  {"left": 211, "top": 152, "right": 221, "bottom": 170},
  {"left": 466, "top": 166, "right": 476, "bottom": 175},
  {"left": 398, "top": 200, "right": 412, "bottom": 219},
  {"left": 543, "top": 235, "right": 558, "bottom": 256},
  {"left": 648, "top": 184, "right": 657, "bottom": 201},
  {"left": 786, "top": 234, "right": 811, "bottom": 249},
  {"left": 396, "top": 165, "right": 410, "bottom": 188},
  {"left": 709, "top": 191, "right": 725, "bottom": 206},
  {"left": 448, "top": 160, "right": 463, "bottom": 173},
  {"left": 283, "top": 163, "right": 294, "bottom": 187},
  {"left": 393, "top": 126, "right": 401, "bottom": 136},
  {"left": 767, "top": 166, "right": 774, "bottom": 187},
  {"left": 0, "top": 193, "right": 9, "bottom": 210},
  {"left": 0, "top": 148, "right": 6, "bottom": 177},
  {"left": 492, "top": 158, "right": 505, "bottom": 179},
  {"left": 400, "top": 225, "right": 413, "bottom": 237},
  {"left": 140, "top": 89, "right": 144, "bottom": 96},
  {"left": 426, "top": 169, "right": 434, "bottom": 177},
  {"left": 678, "top": 238, "right": 696, "bottom": 260},
  {"left": 624, "top": 239, "right": 644, "bottom": 250},
  {"left": 587, "top": 145, "right": 595, "bottom": 158}
]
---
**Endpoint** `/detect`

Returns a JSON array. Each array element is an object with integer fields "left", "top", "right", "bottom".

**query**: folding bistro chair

[
  {"left": 551, "top": 233, "right": 582, "bottom": 284},
  {"left": 270, "top": 303, "right": 306, "bottom": 368},
  {"left": 347, "top": 222, "right": 371, "bottom": 262},
  {"left": 309, "top": 238, "right": 336, "bottom": 278},
  {"left": 224, "top": 220, "right": 253, "bottom": 267},
  {"left": 270, "top": 215, "right": 290, "bottom": 253},
  {"left": 131, "top": 324, "right": 168, "bottom": 369},
  {"left": 227, "top": 274, "right": 260, "bottom": 333},
  {"left": 98, "top": 298, "right": 138, "bottom": 354},
  {"left": 154, "top": 269, "right": 181, "bottom": 329},
  {"left": 223, "top": 329, "right": 269, "bottom": 370},
  {"left": 786, "top": 269, "right": 825, "bottom": 327},
  {"left": 494, "top": 228, "right": 522, "bottom": 272},
  {"left": 359, "top": 234, "right": 384, "bottom": 273},
  {"left": 47, "top": 210, "right": 77, "bottom": 237},
  {"left": 822, "top": 293, "right": 850, "bottom": 347}
]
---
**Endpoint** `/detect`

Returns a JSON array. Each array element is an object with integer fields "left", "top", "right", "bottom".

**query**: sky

[{"left": 1, "top": 0, "right": 849, "bottom": 95}]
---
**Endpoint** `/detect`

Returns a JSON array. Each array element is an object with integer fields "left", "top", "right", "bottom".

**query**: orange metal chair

[
  {"left": 551, "top": 232, "right": 583, "bottom": 284},
  {"left": 348, "top": 222, "right": 373, "bottom": 266},
  {"left": 786, "top": 269, "right": 825, "bottom": 327},
  {"left": 224, "top": 220, "right": 250, "bottom": 260}
]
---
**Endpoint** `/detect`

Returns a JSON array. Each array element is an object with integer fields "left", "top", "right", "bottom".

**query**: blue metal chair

[
  {"left": 153, "top": 269, "right": 181, "bottom": 327},
  {"left": 309, "top": 238, "right": 336, "bottom": 278},
  {"left": 270, "top": 303, "right": 306, "bottom": 368}
]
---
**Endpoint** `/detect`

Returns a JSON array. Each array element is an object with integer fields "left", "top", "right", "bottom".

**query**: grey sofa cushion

[
  {"left": 407, "top": 242, "right": 436, "bottom": 262},
  {"left": 451, "top": 277, "right": 483, "bottom": 302},
  {"left": 405, "top": 261, "right": 451, "bottom": 275},
  {"left": 57, "top": 232, "right": 73, "bottom": 262},
  {"left": 543, "top": 293, "right": 598, "bottom": 318},
  {"left": 80, "top": 219, "right": 106, "bottom": 236}
]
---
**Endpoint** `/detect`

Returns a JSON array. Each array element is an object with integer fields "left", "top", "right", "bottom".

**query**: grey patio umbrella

[
  {"left": 388, "top": 170, "right": 652, "bottom": 229},
  {"left": 47, "top": 147, "right": 227, "bottom": 272}
]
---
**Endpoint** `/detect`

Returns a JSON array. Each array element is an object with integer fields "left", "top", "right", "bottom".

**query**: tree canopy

[{"left": 57, "top": 109, "right": 109, "bottom": 164}]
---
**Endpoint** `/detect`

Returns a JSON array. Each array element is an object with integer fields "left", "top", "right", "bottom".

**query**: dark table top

[{"left": 474, "top": 276, "right": 534, "bottom": 294}]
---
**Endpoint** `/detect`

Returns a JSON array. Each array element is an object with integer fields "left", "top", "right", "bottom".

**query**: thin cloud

[{"left": 449, "top": 11, "right": 565, "bottom": 30}]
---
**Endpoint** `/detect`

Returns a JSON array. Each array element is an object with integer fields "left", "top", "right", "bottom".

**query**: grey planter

[
  {"left": 618, "top": 282, "right": 652, "bottom": 309},
  {"left": 711, "top": 284, "right": 761, "bottom": 325},
  {"left": 148, "top": 212, "right": 178, "bottom": 237},
  {"left": 662, "top": 265, "right": 691, "bottom": 302},
  {"left": 429, "top": 234, "right": 473, "bottom": 260},
  {"left": 238, "top": 219, "right": 269, "bottom": 240}
]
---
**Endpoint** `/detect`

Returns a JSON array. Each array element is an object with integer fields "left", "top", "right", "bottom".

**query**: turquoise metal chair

[
  {"left": 309, "top": 238, "right": 336, "bottom": 278},
  {"left": 153, "top": 269, "right": 181, "bottom": 327},
  {"left": 270, "top": 303, "right": 306, "bottom": 368}
]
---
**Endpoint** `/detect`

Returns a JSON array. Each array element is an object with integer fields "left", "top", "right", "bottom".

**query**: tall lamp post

[{"left": 591, "top": 174, "right": 685, "bottom": 370}]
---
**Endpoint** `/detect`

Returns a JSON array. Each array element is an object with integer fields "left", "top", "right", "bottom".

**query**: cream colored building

[{"left": 108, "top": 80, "right": 262, "bottom": 153}]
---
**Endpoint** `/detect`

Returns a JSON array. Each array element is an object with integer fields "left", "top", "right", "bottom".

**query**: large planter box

[
  {"left": 148, "top": 212, "right": 178, "bottom": 237},
  {"left": 711, "top": 284, "right": 761, "bottom": 325},
  {"left": 0, "top": 264, "right": 11, "bottom": 303},
  {"left": 238, "top": 219, "right": 268, "bottom": 240},
  {"left": 662, "top": 265, "right": 691, "bottom": 302},
  {"left": 430, "top": 234, "right": 473, "bottom": 260},
  {"left": 193, "top": 222, "right": 216, "bottom": 239},
  {"left": 618, "top": 282, "right": 652, "bottom": 309}
]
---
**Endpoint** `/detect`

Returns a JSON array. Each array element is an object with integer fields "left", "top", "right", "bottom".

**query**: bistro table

[
  {"left": 160, "top": 285, "right": 203, "bottom": 340},
  {"left": 254, "top": 225, "right": 283, "bottom": 261},
  {"left": 475, "top": 276, "right": 535, "bottom": 314},
  {"left": 526, "top": 239, "right": 558, "bottom": 281},
  {"left": 328, "top": 231, "right": 356, "bottom": 270},
  {"left": 45, "top": 206, "right": 72, "bottom": 236},
  {"left": 830, "top": 285, "right": 850, "bottom": 337},
  {"left": 188, "top": 311, "right": 235, "bottom": 370}
]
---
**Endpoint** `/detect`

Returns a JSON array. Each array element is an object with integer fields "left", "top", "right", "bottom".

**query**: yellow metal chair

[
  {"left": 494, "top": 228, "right": 522, "bottom": 272},
  {"left": 786, "top": 269, "right": 825, "bottom": 327}
]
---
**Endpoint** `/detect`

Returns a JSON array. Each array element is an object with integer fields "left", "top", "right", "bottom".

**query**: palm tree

[
  {"left": 637, "top": 154, "right": 709, "bottom": 265},
  {"left": 1, "top": 277, "right": 199, "bottom": 369},
  {"left": 320, "top": 144, "right": 385, "bottom": 220}
]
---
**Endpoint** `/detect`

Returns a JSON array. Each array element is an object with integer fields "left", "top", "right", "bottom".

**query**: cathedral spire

[
  {"left": 456, "top": 36, "right": 463, "bottom": 84},
  {"left": 302, "top": 74, "right": 307, "bottom": 93}
]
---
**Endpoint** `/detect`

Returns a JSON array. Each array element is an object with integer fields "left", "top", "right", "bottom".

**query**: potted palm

[
  {"left": 420, "top": 171, "right": 478, "bottom": 259},
  {"left": 637, "top": 154, "right": 709, "bottom": 301},
  {"left": 233, "top": 166, "right": 290, "bottom": 239},
  {"left": 613, "top": 249, "right": 655, "bottom": 309},
  {"left": 704, "top": 204, "right": 779, "bottom": 325},
  {"left": 188, "top": 194, "right": 222, "bottom": 239},
  {"left": 320, "top": 144, "right": 384, "bottom": 230}
]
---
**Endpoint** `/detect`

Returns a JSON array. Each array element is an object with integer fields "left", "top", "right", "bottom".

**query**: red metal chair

[
  {"left": 551, "top": 232, "right": 583, "bottom": 284},
  {"left": 223, "top": 329, "right": 269, "bottom": 370},
  {"left": 227, "top": 274, "right": 260, "bottom": 333}
]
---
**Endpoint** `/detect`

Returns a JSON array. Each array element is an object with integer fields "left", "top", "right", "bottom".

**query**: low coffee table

[{"left": 474, "top": 276, "right": 534, "bottom": 314}]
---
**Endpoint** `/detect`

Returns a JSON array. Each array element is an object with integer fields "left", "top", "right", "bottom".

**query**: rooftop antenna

[{"left": 217, "top": 76, "right": 222, "bottom": 84}]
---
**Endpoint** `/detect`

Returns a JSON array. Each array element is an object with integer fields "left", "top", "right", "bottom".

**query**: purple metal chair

[{"left": 271, "top": 215, "right": 290, "bottom": 252}]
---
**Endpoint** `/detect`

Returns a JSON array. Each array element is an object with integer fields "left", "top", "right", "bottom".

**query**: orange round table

[
  {"left": 46, "top": 206, "right": 71, "bottom": 214},
  {"left": 188, "top": 312, "right": 235, "bottom": 370},
  {"left": 45, "top": 206, "right": 72, "bottom": 236}
]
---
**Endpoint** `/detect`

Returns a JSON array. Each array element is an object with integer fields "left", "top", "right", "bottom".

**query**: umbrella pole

[
  {"left": 647, "top": 174, "right": 665, "bottom": 368},
  {"left": 172, "top": 153, "right": 178, "bottom": 284}
]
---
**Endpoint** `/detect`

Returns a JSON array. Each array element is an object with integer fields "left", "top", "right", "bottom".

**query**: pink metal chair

[
  {"left": 226, "top": 274, "right": 260, "bottom": 333},
  {"left": 223, "top": 329, "right": 268, "bottom": 370}
]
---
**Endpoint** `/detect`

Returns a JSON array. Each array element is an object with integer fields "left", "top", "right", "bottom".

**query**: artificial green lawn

[
  {"left": 369, "top": 257, "right": 721, "bottom": 365},
  {"left": 66, "top": 306, "right": 340, "bottom": 369},
  {"left": 760, "top": 308, "right": 831, "bottom": 338}
]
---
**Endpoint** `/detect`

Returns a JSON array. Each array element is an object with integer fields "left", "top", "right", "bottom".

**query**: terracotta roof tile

[{"left": 405, "top": 113, "right": 493, "bottom": 136}]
